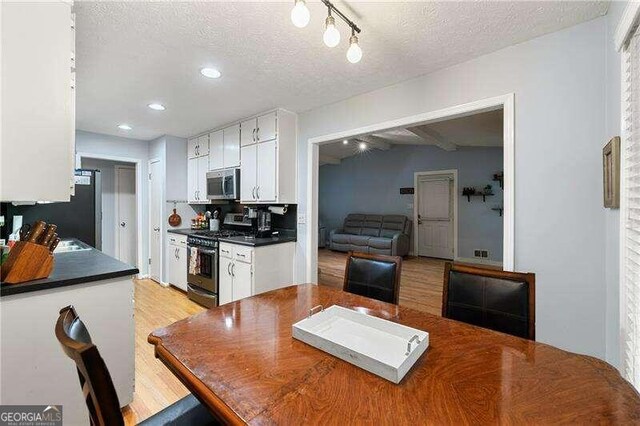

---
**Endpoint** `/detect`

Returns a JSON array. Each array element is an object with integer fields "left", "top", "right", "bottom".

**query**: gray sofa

[{"left": 329, "top": 214, "right": 412, "bottom": 256}]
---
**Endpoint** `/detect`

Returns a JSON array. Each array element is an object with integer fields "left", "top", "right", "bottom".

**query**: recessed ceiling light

[
  {"left": 148, "top": 103, "right": 166, "bottom": 111},
  {"left": 118, "top": 124, "right": 132, "bottom": 130},
  {"left": 343, "top": 139, "right": 349, "bottom": 145},
  {"left": 358, "top": 142, "right": 367, "bottom": 151},
  {"left": 200, "top": 67, "right": 221, "bottom": 79}
]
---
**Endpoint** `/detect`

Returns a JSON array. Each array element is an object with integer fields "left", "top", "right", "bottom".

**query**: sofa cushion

[
  {"left": 381, "top": 215, "right": 407, "bottom": 238},
  {"left": 331, "top": 233, "right": 350, "bottom": 244},
  {"left": 343, "top": 214, "right": 365, "bottom": 235},
  {"left": 360, "top": 215, "right": 383, "bottom": 237},
  {"left": 361, "top": 227, "right": 380, "bottom": 237},
  {"left": 349, "top": 235, "right": 371, "bottom": 246},
  {"left": 368, "top": 237, "right": 392, "bottom": 249}
]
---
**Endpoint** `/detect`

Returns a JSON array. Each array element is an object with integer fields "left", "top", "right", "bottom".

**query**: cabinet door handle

[
  {"left": 252, "top": 187, "right": 256, "bottom": 199},
  {"left": 252, "top": 128, "right": 256, "bottom": 142},
  {"left": 231, "top": 263, "right": 235, "bottom": 277},
  {"left": 256, "top": 186, "right": 260, "bottom": 199},
  {"left": 227, "top": 262, "right": 232, "bottom": 276},
  {"left": 256, "top": 127, "right": 260, "bottom": 142}
]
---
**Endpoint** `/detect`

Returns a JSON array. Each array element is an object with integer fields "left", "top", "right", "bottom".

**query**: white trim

[
  {"left": 77, "top": 152, "right": 144, "bottom": 275},
  {"left": 148, "top": 158, "right": 162, "bottom": 283},
  {"left": 306, "top": 94, "right": 516, "bottom": 283},
  {"left": 615, "top": 1, "right": 640, "bottom": 52},
  {"left": 413, "top": 169, "right": 458, "bottom": 259},
  {"left": 454, "top": 257, "right": 503, "bottom": 268},
  {"left": 114, "top": 165, "right": 137, "bottom": 266}
]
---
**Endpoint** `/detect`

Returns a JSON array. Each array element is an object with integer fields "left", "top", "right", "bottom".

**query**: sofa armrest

[
  {"left": 391, "top": 233, "right": 410, "bottom": 257},
  {"left": 329, "top": 228, "right": 343, "bottom": 238}
]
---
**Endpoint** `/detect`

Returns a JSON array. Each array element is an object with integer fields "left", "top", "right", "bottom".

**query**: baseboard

[
  {"left": 454, "top": 257, "right": 503, "bottom": 267},
  {"left": 137, "top": 273, "right": 149, "bottom": 279}
]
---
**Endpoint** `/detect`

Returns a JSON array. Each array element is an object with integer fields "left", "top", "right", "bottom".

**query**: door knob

[
  {"left": 120, "top": 222, "right": 126, "bottom": 227},
  {"left": 153, "top": 227, "right": 160, "bottom": 231}
]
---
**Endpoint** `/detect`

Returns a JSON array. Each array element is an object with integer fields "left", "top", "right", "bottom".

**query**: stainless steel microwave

[{"left": 207, "top": 168, "right": 240, "bottom": 200}]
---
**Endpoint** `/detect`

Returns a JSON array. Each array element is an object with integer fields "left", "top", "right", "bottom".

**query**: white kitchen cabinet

[
  {"left": 188, "top": 135, "right": 209, "bottom": 159},
  {"left": 240, "top": 118, "right": 257, "bottom": 147},
  {"left": 1, "top": 2, "right": 75, "bottom": 202},
  {"left": 240, "top": 109, "right": 296, "bottom": 204},
  {"left": 187, "top": 156, "right": 209, "bottom": 203},
  {"left": 218, "top": 241, "right": 295, "bottom": 305},
  {"left": 223, "top": 124, "right": 241, "bottom": 168},
  {"left": 256, "top": 111, "right": 277, "bottom": 143},
  {"left": 167, "top": 234, "right": 187, "bottom": 291},
  {"left": 256, "top": 140, "right": 277, "bottom": 202},
  {"left": 209, "top": 130, "right": 224, "bottom": 170}
]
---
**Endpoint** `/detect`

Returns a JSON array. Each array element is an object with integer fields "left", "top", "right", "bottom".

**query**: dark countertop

[
  {"left": 217, "top": 235, "right": 297, "bottom": 247},
  {"left": 167, "top": 228, "right": 193, "bottom": 236},
  {"left": 1, "top": 240, "right": 139, "bottom": 297}
]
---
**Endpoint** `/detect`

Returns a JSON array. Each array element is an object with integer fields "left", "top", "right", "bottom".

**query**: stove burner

[{"left": 190, "top": 230, "right": 248, "bottom": 239}]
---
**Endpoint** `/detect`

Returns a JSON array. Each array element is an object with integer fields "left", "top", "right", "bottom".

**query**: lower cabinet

[
  {"left": 218, "top": 241, "right": 295, "bottom": 305},
  {"left": 167, "top": 234, "right": 188, "bottom": 291}
]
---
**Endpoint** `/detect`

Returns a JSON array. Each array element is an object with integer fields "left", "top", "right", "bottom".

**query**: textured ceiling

[
  {"left": 320, "top": 109, "right": 503, "bottom": 163},
  {"left": 75, "top": 1, "right": 608, "bottom": 140}
]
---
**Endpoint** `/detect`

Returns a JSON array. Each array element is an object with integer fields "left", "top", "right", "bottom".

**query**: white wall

[
  {"left": 604, "top": 1, "right": 628, "bottom": 370},
  {"left": 76, "top": 130, "right": 150, "bottom": 274},
  {"left": 296, "top": 18, "right": 610, "bottom": 360}
]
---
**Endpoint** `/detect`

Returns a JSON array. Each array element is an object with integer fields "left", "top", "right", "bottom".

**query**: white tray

[{"left": 292, "top": 305, "right": 429, "bottom": 383}]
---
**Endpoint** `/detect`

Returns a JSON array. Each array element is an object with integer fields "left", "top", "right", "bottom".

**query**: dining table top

[{"left": 148, "top": 284, "right": 640, "bottom": 425}]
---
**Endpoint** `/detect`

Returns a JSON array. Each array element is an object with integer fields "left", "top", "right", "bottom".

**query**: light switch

[{"left": 298, "top": 214, "right": 306, "bottom": 224}]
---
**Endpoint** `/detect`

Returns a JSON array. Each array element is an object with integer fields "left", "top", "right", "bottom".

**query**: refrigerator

[{"left": 1, "top": 170, "right": 102, "bottom": 248}]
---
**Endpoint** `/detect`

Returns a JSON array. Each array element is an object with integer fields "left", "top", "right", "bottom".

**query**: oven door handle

[{"left": 189, "top": 246, "right": 217, "bottom": 256}]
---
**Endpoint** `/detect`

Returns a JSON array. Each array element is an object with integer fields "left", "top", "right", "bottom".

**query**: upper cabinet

[
  {"left": 188, "top": 135, "right": 209, "bottom": 159},
  {"left": 240, "top": 110, "right": 296, "bottom": 204},
  {"left": 0, "top": 2, "right": 76, "bottom": 202},
  {"left": 187, "top": 109, "right": 296, "bottom": 205}
]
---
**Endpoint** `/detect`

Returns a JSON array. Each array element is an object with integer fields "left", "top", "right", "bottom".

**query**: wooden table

[{"left": 148, "top": 284, "right": 640, "bottom": 424}]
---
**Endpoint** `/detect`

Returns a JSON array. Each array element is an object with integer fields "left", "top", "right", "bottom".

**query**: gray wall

[
  {"left": 80, "top": 158, "right": 136, "bottom": 259},
  {"left": 76, "top": 130, "right": 150, "bottom": 274},
  {"left": 296, "top": 18, "right": 610, "bottom": 361},
  {"left": 319, "top": 145, "right": 503, "bottom": 262}
]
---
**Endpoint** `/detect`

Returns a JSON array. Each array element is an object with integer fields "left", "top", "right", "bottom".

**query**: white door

[
  {"left": 115, "top": 166, "right": 136, "bottom": 266},
  {"left": 187, "top": 138, "right": 198, "bottom": 159},
  {"left": 219, "top": 257, "right": 233, "bottom": 305},
  {"left": 197, "top": 156, "right": 209, "bottom": 203},
  {"left": 256, "top": 140, "right": 277, "bottom": 202},
  {"left": 149, "top": 160, "right": 162, "bottom": 282},
  {"left": 240, "top": 118, "right": 257, "bottom": 146},
  {"left": 232, "top": 260, "right": 252, "bottom": 301},
  {"left": 187, "top": 157, "right": 198, "bottom": 202},
  {"left": 209, "top": 130, "right": 224, "bottom": 170},
  {"left": 240, "top": 144, "right": 257, "bottom": 201},
  {"left": 417, "top": 178, "right": 454, "bottom": 259},
  {"left": 256, "top": 111, "right": 277, "bottom": 142},
  {"left": 223, "top": 124, "right": 240, "bottom": 168}
]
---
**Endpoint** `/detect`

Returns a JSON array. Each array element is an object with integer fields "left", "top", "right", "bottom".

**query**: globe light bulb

[
  {"left": 346, "top": 34, "right": 362, "bottom": 63},
  {"left": 323, "top": 15, "right": 340, "bottom": 48},
  {"left": 290, "top": 0, "right": 310, "bottom": 28}
]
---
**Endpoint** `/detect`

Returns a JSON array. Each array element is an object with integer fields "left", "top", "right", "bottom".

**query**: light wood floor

[
  {"left": 122, "top": 279, "right": 205, "bottom": 425},
  {"left": 124, "top": 251, "right": 452, "bottom": 423},
  {"left": 318, "top": 248, "right": 446, "bottom": 316}
]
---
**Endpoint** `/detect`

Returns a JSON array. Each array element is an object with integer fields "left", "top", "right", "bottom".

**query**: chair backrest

[
  {"left": 55, "top": 306, "right": 124, "bottom": 426},
  {"left": 442, "top": 263, "right": 536, "bottom": 340},
  {"left": 343, "top": 251, "right": 402, "bottom": 304}
]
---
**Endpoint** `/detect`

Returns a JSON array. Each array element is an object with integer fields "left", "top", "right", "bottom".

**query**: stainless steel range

[{"left": 186, "top": 229, "right": 248, "bottom": 308}]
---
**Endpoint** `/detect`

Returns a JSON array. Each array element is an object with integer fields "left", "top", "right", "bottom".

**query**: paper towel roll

[{"left": 268, "top": 206, "right": 287, "bottom": 215}]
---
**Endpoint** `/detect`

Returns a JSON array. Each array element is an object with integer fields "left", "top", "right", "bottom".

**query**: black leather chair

[
  {"left": 55, "top": 305, "right": 218, "bottom": 426},
  {"left": 442, "top": 263, "right": 536, "bottom": 340},
  {"left": 343, "top": 251, "right": 402, "bottom": 304}
]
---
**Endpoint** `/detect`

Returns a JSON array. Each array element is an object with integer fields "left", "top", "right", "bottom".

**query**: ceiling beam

[
  {"left": 319, "top": 154, "right": 341, "bottom": 165},
  {"left": 356, "top": 135, "right": 391, "bottom": 151},
  {"left": 407, "top": 126, "right": 457, "bottom": 151}
]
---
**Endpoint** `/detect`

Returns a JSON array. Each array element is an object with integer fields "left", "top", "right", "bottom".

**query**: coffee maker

[{"left": 243, "top": 207, "right": 272, "bottom": 238}]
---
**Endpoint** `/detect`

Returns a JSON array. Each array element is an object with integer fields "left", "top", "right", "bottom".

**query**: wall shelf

[
  {"left": 493, "top": 172, "right": 504, "bottom": 189},
  {"left": 464, "top": 193, "right": 494, "bottom": 202},
  {"left": 492, "top": 207, "right": 503, "bottom": 216}
]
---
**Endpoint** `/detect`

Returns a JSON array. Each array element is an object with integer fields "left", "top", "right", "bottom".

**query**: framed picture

[{"left": 603, "top": 136, "right": 620, "bottom": 208}]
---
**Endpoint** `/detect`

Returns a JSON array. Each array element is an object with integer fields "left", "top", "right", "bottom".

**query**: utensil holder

[{"left": 1, "top": 241, "right": 54, "bottom": 284}]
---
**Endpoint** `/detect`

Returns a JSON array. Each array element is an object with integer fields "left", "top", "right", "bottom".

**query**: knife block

[{"left": 1, "top": 241, "right": 54, "bottom": 284}]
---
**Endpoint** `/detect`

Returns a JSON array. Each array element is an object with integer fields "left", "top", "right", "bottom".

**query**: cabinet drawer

[
  {"left": 167, "top": 234, "right": 187, "bottom": 247},
  {"left": 219, "top": 244, "right": 233, "bottom": 259},
  {"left": 234, "top": 245, "right": 253, "bottom": 264}
]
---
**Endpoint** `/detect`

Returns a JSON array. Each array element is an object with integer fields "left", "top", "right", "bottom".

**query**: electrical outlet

[
  {"left": 297, "top": 214, "right": 306, "bottom": 225},
  {"left": 474, "top": 250, "right": 482, "bottom": 258},
  {"left": 481, "top": 250, "right": 489, "bottom": 258}
]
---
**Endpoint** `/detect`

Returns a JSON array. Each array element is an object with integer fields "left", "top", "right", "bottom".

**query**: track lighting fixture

[{"left": 290, "top": 0, "right": 362, "bottom": 63}]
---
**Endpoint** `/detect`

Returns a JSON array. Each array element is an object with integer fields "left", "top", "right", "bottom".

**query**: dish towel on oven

[{"left": 189, "top": 246, "right": 200, "bottom": 275}]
